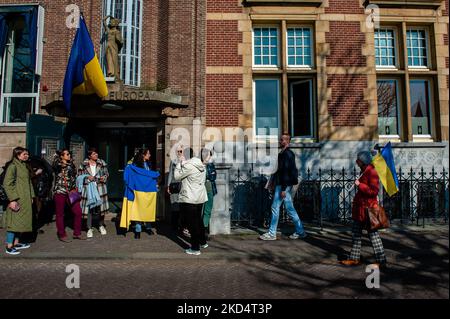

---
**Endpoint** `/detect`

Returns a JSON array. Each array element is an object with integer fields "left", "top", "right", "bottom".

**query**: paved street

[{"left": 0, "top": 218, "right": 448, "bottom": 299}]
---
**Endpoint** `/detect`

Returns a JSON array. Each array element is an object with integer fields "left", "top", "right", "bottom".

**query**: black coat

[{"left": 274, "top": 148, "right": 298, "bottom": 191}]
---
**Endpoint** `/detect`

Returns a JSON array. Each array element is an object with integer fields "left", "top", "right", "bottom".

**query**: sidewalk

[
  {"left": 0, "top": 217, "right": 448, "bottom": 264},
  {"left": 0, "top": 218, "right": 447, "bottom": 299}
]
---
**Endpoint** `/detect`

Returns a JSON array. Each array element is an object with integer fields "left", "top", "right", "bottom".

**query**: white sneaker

[
  {"left": 289, "top": 232, "right": 307, "bottom": 240},
  {"left": 185, "top": 249, "right": 201, "bottom": 256},
  {"left": 259, "top": 232, "right": 276, "bottom": 241},
  {"left": 201, "top": 244, "right": 208, "bottom": 249},
  {"left": 99, "top": 226, "right": 107, "bottom": 235},
  {"left": 87, "top": 228, "right": 94, "bottom": 238}
]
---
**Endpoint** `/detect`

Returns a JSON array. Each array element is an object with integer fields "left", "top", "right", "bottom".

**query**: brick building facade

[{"left": 0, "top": 1, "right": 448, "bottom": 233}]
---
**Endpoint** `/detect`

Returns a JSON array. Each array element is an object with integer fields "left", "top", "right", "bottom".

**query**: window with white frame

[
  {"left": 407, "top": 29, "right": 428, "bottom": 68},
  {"left": 377, "top": 79, "right": 400, "bottom": 136},
  {"left": 375, "top": 28, "right": 396, "bottom": 68},
  {"left": 253, "top": 27, "right": 279, "bottom": 67},
  {"left": 0, "top": 5, "right": 44, "bottom": 125},
  {"left": 254, "top": 78, "right": 280, "bottom": 137},
  {"left": 410, "top": 79, "right": 432, "bottom": 136},
  {"left": 103, "top": 0, "right": 142, "bottom": 86},
  {"left": 289, "top": 78, "right": 314, "bottom": 138},
  {"left": 287, "top": 27, "right": 312, "bottom": 67}
]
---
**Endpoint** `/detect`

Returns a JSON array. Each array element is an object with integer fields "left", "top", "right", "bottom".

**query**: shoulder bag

[{"left": 365, "top": 204, "right": 390, "bottom": 231}]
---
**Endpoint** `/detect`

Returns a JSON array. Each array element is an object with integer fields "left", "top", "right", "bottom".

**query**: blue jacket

[{"left": 76, "top": 174, "right": 102, "bottom": 209}]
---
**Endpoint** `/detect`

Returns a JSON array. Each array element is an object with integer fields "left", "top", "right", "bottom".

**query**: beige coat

[{"left": 174, "top": 157, "right": 208, "bottom": 205}]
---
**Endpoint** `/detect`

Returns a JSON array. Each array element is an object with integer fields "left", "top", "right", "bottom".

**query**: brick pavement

[{"left": 0, "top": 219, "right": 448, "bottom": 298}]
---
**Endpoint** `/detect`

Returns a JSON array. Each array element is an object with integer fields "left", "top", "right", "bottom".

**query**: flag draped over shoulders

[
  {"left": 63, "top": 16, "right": 108, "bottom": 113},
  {"left": 120, "top": 164, "right": 160, "bottom": 229}
]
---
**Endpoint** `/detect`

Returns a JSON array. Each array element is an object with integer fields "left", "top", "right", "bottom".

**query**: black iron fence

[{"left": 230, "top": 167, "right": 449, "bottom": 229}]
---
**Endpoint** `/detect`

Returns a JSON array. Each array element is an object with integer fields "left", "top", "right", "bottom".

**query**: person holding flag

[
  {"left": 340, "top": 150, "right": 388, "bottom": 268},
  {"left": 119, "top": 150, "right": 160, "bottom": 239},
  {"left": 63, "top": 15, "right": 108, "bottom": 113}
]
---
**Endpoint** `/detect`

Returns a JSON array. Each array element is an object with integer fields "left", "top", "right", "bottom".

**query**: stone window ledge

[
  {"left": 364, "top": 0, "right": 443, "bottom": 9},
  {"left": 243, "top": 0, "right": 323, "bottom": 6},
  {"left": 375, "top": 142, "right": 448, "bottom": 149}
]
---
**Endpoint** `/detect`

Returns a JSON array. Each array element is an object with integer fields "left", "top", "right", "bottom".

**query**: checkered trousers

[{"left": 349, "top": 221, "right": 387, "bottom": 264}]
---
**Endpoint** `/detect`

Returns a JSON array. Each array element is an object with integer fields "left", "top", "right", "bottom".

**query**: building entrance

[{"left": 93, "top": 125, "right": 158, "bottom": 201}]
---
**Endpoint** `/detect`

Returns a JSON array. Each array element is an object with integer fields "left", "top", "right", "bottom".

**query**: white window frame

[
  {"left": 410, "top": 78, "right": 434, "bottom": 139},
  {"left": 252, "top": 26, "right": 280, "bottom": 69},
  {"left": 102, "top": 0, "right": 142, "bottom": 87},
  {"left": 253, "top": 78, "right": 281, "bottom": 139},
  {"left": 375, "top": 27, "right": 399, "bottom": 70},
  {"left": 377, "top": 79, "right": 402, "bottom": 140},
  {"left": 289, "top": 79, "right": 315, "bottom": 139},
  {"left": 0, "top": 4, "right": 44, "bottom": 126},
  {"left": 406, "top": 27, "right": 430, "bottom": 70},
  {"left": 286, "top": 26, "right": 314, "bottom": 70}
]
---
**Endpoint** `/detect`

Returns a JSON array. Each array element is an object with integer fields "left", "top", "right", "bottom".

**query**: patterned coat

[
  {"left": 352, "top": 164, "right": 380, "bottom": 223},
  {"left": 78, "top": 159, "right": 110, "bottom": 217}
]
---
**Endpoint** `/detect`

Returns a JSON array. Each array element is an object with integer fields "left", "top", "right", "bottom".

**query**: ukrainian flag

[
  {"left": 371, "top": 142, "right": 399, "bottom": 197},
  {"left": 120, "top": 164, "right": 160, "bottom": 229},
  {"left": 63, "top": 16, "right": 108, "bottom": 113}
]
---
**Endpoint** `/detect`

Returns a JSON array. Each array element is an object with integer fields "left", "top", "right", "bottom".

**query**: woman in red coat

[{"left": 340, "top": 151, "right": 387, "bottom": 267}]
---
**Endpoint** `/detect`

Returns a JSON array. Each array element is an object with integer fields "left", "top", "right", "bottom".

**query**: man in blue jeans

[{"left": 259, "top": 133, "right": 307, "bottom": 241}]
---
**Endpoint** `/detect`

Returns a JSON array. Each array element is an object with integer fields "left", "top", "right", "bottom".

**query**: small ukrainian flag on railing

[
  {"left": 371, "top": 141, "right": 399, "bottom": 197},
  {"left": 63, "top": 15, "right": 108, "bottom": 113}
]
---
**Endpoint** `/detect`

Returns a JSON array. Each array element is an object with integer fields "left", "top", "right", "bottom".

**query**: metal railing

[{"left": 230, "top": 166, "right": 449, "bottom": 229}]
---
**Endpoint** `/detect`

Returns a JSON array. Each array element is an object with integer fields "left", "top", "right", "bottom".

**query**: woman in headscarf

[{"left": 340, "top": 150, "right": 387, "bottom": 268}]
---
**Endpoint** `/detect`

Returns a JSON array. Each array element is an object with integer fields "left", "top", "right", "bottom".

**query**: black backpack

[{"left": 0, "top": 162, "right": 11, "bottom": 204}]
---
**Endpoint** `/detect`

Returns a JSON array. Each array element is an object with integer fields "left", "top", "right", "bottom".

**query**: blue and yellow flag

[
  {"left": 371, "top": 142, "right": 399, "bottom": 197},
  {"left": 120, "top": 164, "right": 160, "bottom": 229},
  {"left": 63, "top": 16, "right": 108, "bottom": 113}
]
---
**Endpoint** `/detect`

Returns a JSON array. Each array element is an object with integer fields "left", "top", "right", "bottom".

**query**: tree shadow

[{"left": 209, "top": 226, "right": 449, "bottom": 298}]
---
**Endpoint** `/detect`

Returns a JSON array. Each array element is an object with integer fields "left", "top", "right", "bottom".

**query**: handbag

[
  {"left": 365, "top": 204, "right": 389, "bottom": 231},
  {"left": 68, "top": 189, "right": 81, "bottom": 205},
  {"left": 169, "top": 182, "right": 181, "bottom": 194},
  {"left": 63, "top": 171, "right": 81, "bottom": 205}
]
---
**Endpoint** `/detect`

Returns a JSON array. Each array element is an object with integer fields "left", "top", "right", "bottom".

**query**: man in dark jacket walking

[{"left": 260, "top": 133, "right": 307, "bottom": 241}]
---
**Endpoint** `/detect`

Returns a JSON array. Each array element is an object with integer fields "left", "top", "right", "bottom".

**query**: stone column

[{"left": 209, "top": 164, "right": 232, "bottom": 235}]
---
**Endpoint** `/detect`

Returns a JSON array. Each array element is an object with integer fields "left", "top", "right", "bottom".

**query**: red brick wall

[
  {"left": 206, "top": 0, "right": 242, "bottom": 13},
  {"left": 207, "top": 20, "right": 242, "bottom": 66},
  {"left": 0, "top": 0, "right": 103, "bottom": 95},
  {"left": 325, "top": 0, "right": 364, "bottom": 14},
  {"left": 140, "top": 0, "right": 159, "bottom": 88},
  {"left": 155, "top": 0, "right": 169, "bottom": 90},
  {"left": 206, "top": 74, "right": 242, "bottom": 127},
  {"left": 327, "top": 75, "right": 369, "bottom": 127},
  {"left": 326, "top": 22, "right": 366, "bottom": 67},
  {"left": 0, "top": 0, "right": 200, "bottom": 117},
  {"left": 167, "top": 0, "right": 193, "bottom": 99}
]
